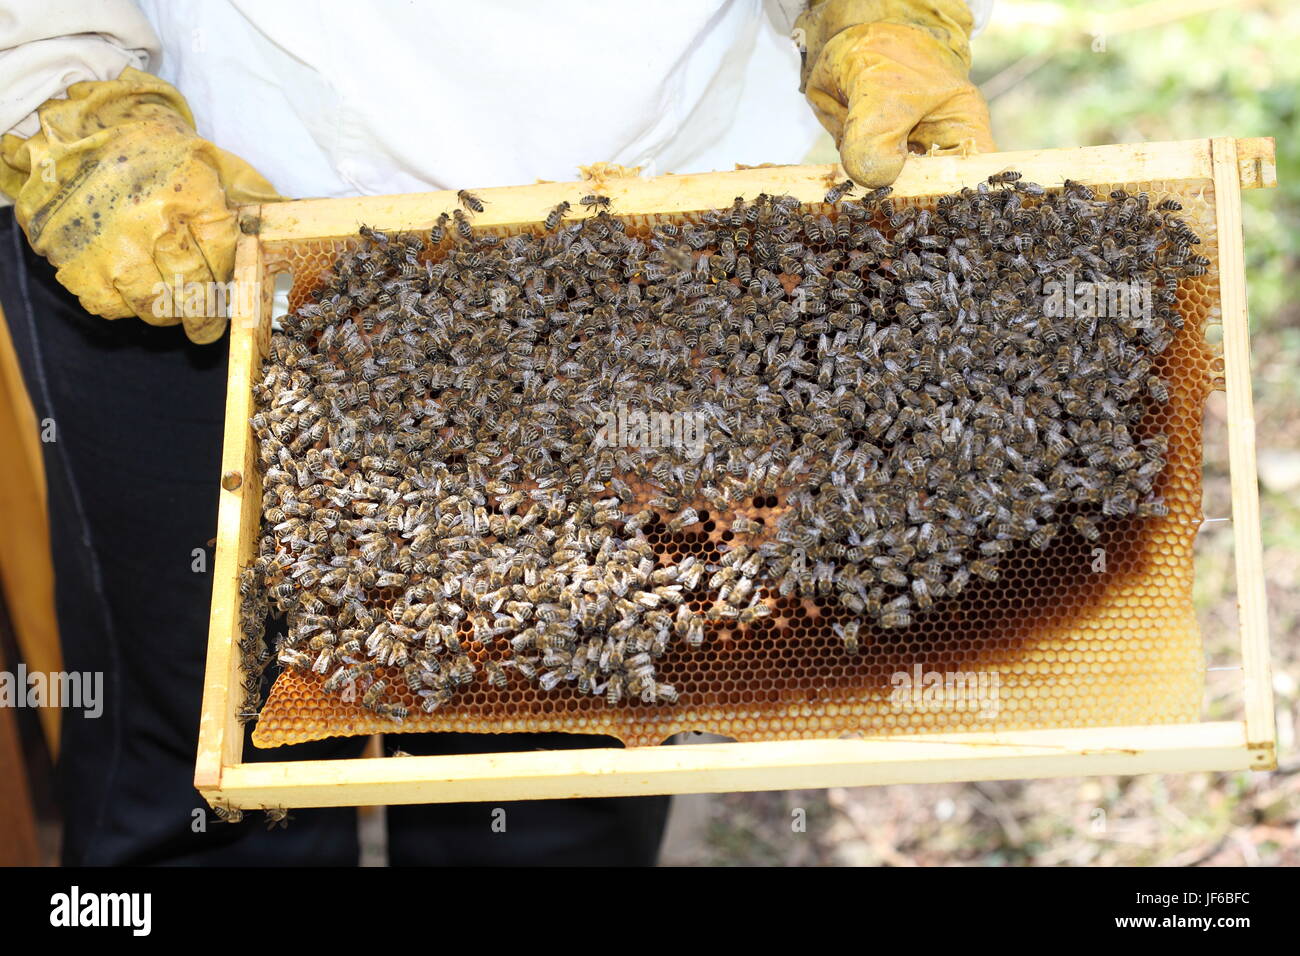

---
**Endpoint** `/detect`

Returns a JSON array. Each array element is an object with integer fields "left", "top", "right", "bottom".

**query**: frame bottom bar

[{"left": 202, "top": 721, "right": 1260, "bottom": 810}]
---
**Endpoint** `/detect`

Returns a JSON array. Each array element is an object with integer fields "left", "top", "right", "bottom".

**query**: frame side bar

[
  {"left": 1211, "top": 137, "right": 1276, "bottom": 768},
  {"left": 195, "top": 229, "right": 266, "bottom": 792}
]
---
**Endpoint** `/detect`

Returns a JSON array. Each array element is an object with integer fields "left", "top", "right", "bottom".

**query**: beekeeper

[{"left": 0, "top": 0, "right": 995, "bottom": 865}]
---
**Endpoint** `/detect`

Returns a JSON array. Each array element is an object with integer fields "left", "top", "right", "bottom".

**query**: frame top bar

[{"left": 254, "top": 137, "right": 1275, "bottom": 244}]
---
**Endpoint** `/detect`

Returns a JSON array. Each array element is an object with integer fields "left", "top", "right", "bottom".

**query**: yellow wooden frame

[{"left": 197, "top": 137, "right": 1277, "bottom": 810}]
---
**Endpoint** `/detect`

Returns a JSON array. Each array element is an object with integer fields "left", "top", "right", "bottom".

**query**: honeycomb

[{"left": 248, "top": 175, "right": 1220, "bottom": 748}]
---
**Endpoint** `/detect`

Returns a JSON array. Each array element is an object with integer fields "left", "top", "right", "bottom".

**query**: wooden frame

[{"left": 197, "top": 137, "right": 1277, "bottom": 810}]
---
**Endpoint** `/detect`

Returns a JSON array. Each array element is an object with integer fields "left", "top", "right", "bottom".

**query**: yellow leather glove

[
  {"left": 796, "top": 0, "right": 995, "bottom": 187},
  {"left": 0, "top": 67, "right": 279, "bottom": 344}
]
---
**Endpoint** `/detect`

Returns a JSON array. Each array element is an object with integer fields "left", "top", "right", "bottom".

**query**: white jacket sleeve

[
  {"left": 766, "top": 0, "right": 993, "bottom": 36},
  {"left": 0, "top": 0, "right": 160, "bottom": 138},
  {"left": 965, "top": 0, "right": 993, "bottom": 35}
]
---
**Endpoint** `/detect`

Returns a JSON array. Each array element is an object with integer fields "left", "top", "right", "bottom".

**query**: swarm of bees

[
  {"left": 236, "top": 567, "right": 270, "bottom": 722},
  {"left": 243, "top": 172, "right": 1203, "bottom": 723}
]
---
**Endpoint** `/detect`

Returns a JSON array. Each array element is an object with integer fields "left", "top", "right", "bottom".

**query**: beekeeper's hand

[
  {"left": 797, "top": 0, "right": 995, "bottom": 188},
  {"left": 0, "top": 67, "right": 279, "bottom": 344}
]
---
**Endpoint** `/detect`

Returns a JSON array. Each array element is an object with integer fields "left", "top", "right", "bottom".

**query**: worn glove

[
  {"left": 796, "top": 0, "right": 995, "bottom": 187},
  {"left": 0, "top": 67, "right": 278, "bottom": 344}
]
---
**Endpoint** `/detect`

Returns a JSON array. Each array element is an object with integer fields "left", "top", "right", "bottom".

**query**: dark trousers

[{"left": 0, "top": 208, "right": 667, "bottom": 865}]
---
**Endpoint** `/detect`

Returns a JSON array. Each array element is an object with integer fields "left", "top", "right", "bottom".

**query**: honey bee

[
  {"left": 264, "top": 806, "right": 292, "bottom": 830},
  {"left": 383, "top": 703, "right": 409, "bottom": 722},
  {"left": 624, "top": 509, "right": 654, "bottom": 534},
  {"left": 419, "top": 684, "right": 453, "bottom": 712},
  {"left": 580, "top": 194, "right": 613, "bottom": 212},
  {"left": 485, "top": 660, "right": 509, "bottom": 689},
  {"left": 458, "top": 189, "right": 486, "bottom": 213},
  {"left": 278, "top": 647, "right": 312, "bottom": 669},
  {"left": 453, "top": 209, "right": 473, "bottom": 240},
  {"left": 1072, "top": 515, "right": 1101, "bottom": 542},
  {"left": 666, "top": 508, "right": 700, "bottom": 532},
  {"left": 1028, "top": 523, "right": 1057, "bottom": 549},
  {"left": 606, "top": 671, "right": 624, "bottom": 705},
  {"left": 430, "top": 212, "right": 450, "bottom": 243},
  {"left": 879, "top": 604, "right": 911, "bottom": 629},
  {"left": 664, "top": 554, "right": 699, "bottom": 589},
  {"left": 212, "top": 803, "right": 244, "bottom": 824},
  {"left": 824, "top": 179, "right": 855, "bottom": 204},
  {"left": 683, "top": 615, "right": 705, "bottom": 648},
  {"left": 833, "top": 619, "right": 860, "bottom": 653},
  {"left": 545, "top": 201, "right": 571, "bottom": 230},
  {"left": 362, "top": 678, "right": 388, "bottom": 710},
  {"left": 878, "top": 566, "right": 907, "bottom": 588}
]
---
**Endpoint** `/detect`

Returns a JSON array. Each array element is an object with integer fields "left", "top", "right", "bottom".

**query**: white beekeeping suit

[
  {"left": 0, "top": 0, "right": 991, "bottom": 197},
  {"left": 0, "top": 0, "right": 995, "bottom": 342},
  {"left": 2, "top": 0, "right": 829, "bottom": 197}
]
